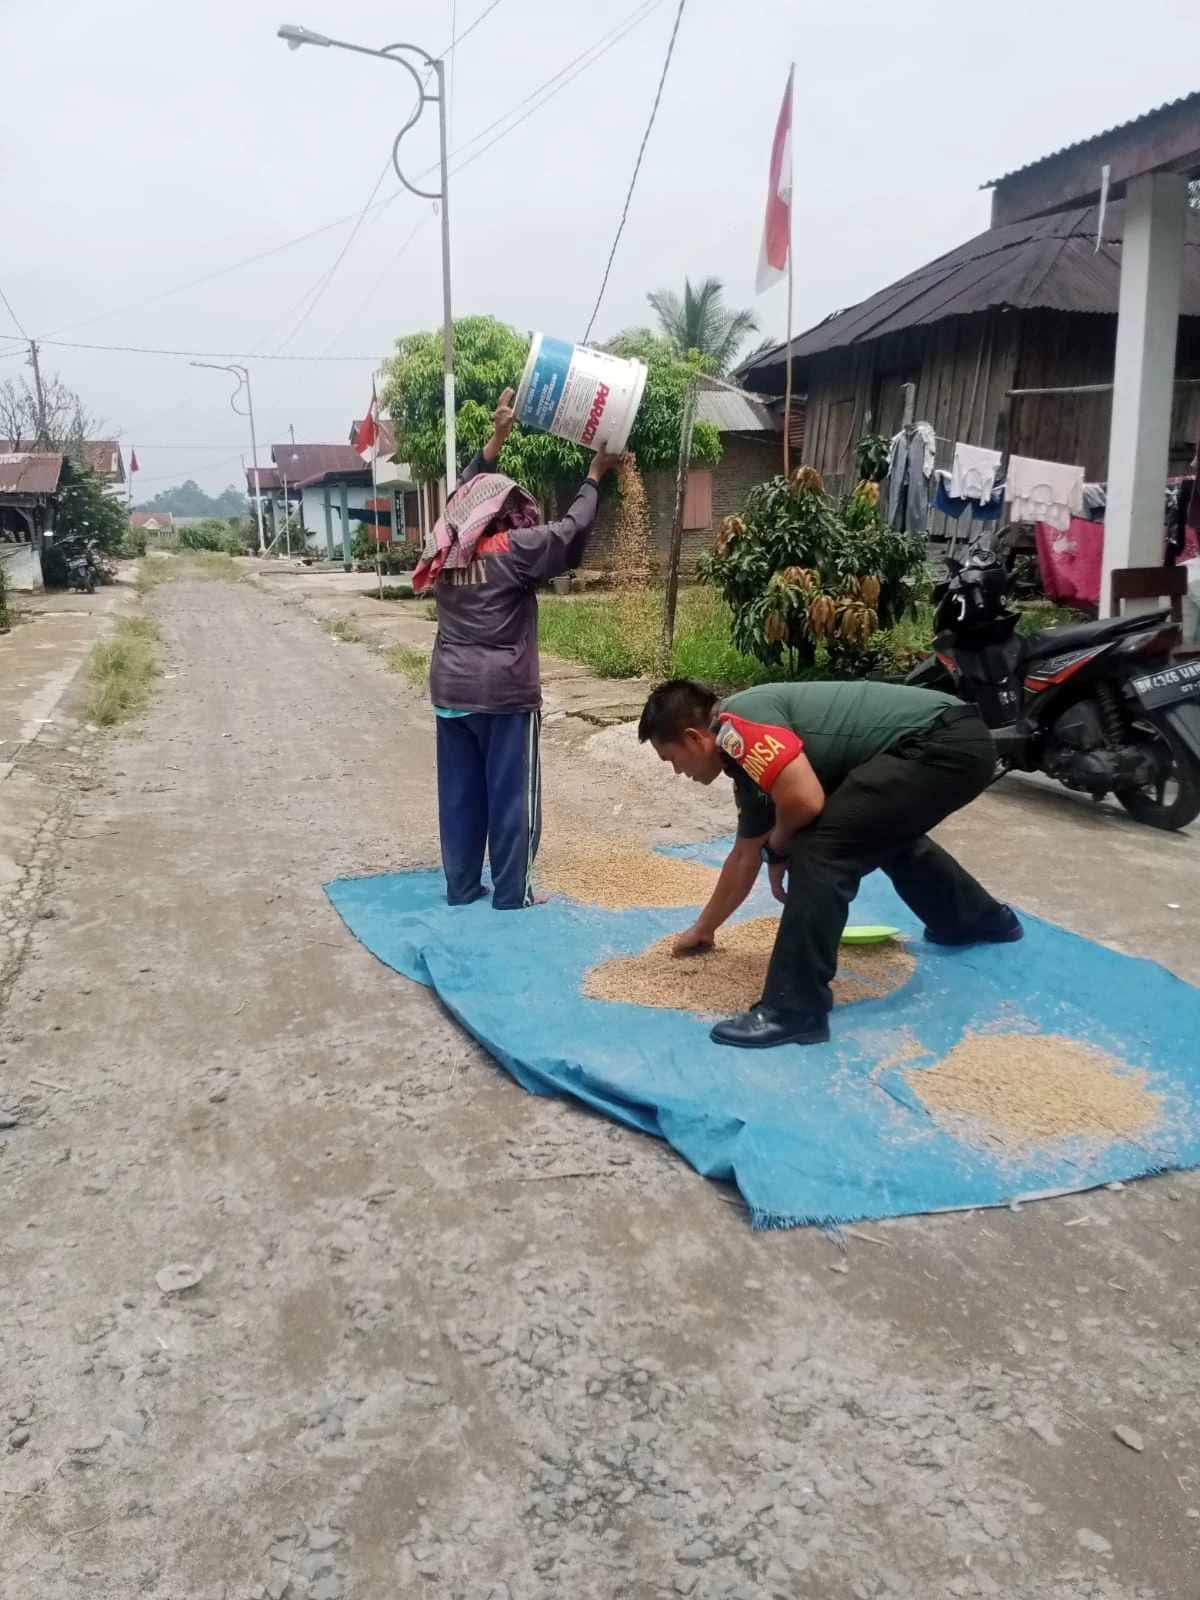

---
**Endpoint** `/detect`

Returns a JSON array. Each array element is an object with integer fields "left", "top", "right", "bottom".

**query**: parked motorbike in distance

[
  {"left": 52, "top": 535, "right": 110, "bottom": 594},
  {"left": 901, "top": 525, "right": 1200, "bottom": 831}
]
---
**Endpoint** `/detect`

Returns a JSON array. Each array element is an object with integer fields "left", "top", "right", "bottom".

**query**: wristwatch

[{"left": 760, "top": 844, "right": 789, "bottom": 866}]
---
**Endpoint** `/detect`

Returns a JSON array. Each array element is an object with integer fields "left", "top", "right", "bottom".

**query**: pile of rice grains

[
  {"left": 904, "top": 1031, "right": 1162, "bottom": 1153},
  {"left": 550, "top": 845, "right": 1164, "bottom": 1157},
  {"left": 586, "top": 916, "right": 916, "bottom": 1014},
  {"left": 537, "top": 845, "right": 719, "bottom": 912}
]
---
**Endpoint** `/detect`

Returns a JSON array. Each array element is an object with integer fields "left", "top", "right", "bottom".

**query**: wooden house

[{"left": 739, "top": 201, "right": 1200, "bottom": 536}]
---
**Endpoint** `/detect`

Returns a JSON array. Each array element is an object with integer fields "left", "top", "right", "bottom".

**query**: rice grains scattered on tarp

[
  {"left": 586, "top": 916, "right": 916, "bottom": 1013},
  {"left": 538, "top": 846, "right": 718, "bottom": 911},
  {"left": 905, "top": 1031, "right": 1161, "bottom": 1149}
]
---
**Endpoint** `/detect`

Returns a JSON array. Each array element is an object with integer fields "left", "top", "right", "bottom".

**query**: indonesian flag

[
  {"left": 755, "top": 66, "right": 793, "bottom": 296},
  {"left": 130, "top": 449, "right": 139, "bottom": 473},
  {"left": 354, "top": 382, "right": 378, "bottom": 461}
]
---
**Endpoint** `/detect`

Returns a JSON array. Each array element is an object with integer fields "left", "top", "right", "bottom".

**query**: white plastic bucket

[{"left": 514, "top": 334, "right": 648, "bottom": 454}]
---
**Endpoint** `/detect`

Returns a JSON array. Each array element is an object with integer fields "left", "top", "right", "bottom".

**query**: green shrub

[
  {"left": 178, "top": 518, "right": 230, "bottom": 552},
  {"left": 699, "top": 470, "right": 926, "bottom": 677}
]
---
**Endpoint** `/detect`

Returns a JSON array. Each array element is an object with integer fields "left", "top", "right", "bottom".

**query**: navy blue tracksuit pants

[{"left": 435, "top": 712, "right": 542, "bottom": 910}]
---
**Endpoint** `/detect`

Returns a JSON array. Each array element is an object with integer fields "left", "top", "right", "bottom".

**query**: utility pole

[
  {"left": 277, "top": 25, "right": 456, "bottom": 489},
  {"left": 661, "top": 380, "right": 698, "bottom": 674},
  {"left": 191, "top": 360, "right": 267, "bottom": 555},
  {"left": 433, "top": 55, "right": 455, "bottom": 490},
  {"left": 27, "top": 341, "right": 48, "bottom": 446}
]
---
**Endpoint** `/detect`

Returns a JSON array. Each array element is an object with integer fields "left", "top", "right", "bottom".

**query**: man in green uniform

[{"left": 637, "top": 678, "right": 1020, "bottom": 1049}]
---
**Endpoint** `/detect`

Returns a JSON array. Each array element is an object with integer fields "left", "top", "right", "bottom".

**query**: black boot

[
  {"left": 924, "top": 903, "right": 1023, "bottom": 947},
  {"left": 710, "top": 1004, "right": 830, "bottom": 1050}
]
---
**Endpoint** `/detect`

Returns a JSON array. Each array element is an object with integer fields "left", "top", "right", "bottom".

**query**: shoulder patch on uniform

[
  {"left": 715, "top": 719, "right": 746, "bottom": 761},
  {"left": 716, "top": 713, "right": 803, "bottom": 792}
]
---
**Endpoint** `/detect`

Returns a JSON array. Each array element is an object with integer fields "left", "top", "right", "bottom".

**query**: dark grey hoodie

[{"left": 428, "top": 452, "right": 600, "bottom": 714}]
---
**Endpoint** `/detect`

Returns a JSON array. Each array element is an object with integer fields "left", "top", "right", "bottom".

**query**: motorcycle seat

[{"left": 1022, "top": 611, "right": 1169, "bottom": 662}]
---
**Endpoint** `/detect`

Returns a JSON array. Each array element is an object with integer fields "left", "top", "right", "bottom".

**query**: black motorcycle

[{"left": 901, "top": 525, "right": 1200, "bottom": 830}]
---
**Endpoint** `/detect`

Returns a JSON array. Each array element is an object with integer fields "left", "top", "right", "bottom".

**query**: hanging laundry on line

[
  {"left": 1007, "top": 454, "right": 1086, "bottom": 532},
  {"left": 948, "top": 442, "right": 1002, "bottom": 503},
  {"left": 885, "top": 422, "right": 936, "bottom": 534},
  {"left": 933, "top": 471, "right": 1005, "bottom": 523}
]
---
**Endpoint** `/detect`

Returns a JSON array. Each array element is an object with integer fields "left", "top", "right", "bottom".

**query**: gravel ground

[{"left": 0, "top": 575, "right": 1196, "bottom": 1600}]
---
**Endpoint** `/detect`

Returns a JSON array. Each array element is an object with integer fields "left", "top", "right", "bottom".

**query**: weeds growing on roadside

[
  {"left": 537, "top": 586, "right": 775, "bottom": 687},
  {"left": 324, "top": 615, "right": 365, "bottom": 643},
  {"left": 384, "top": 645, "right": 431, "bottom": 687},
  {"left": 85, "top": 616, "right": 160, "bottom": 726},
  {"left": 136, "top": 552, "right": 241, "bottom": 589}
]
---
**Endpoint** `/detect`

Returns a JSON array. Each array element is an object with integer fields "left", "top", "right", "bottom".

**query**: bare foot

[{"left": 531, "top": 890, "right": 549, "bottom": 906}]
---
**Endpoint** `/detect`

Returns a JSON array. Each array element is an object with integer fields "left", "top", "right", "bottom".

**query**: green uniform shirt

[{"left": 717, "top": 681, "right": 959, "bottom": 838}]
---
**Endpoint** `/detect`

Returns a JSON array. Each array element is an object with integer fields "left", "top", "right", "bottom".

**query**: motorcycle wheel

[{"left": 1116, "top": 711, "right": 1200, "bottom": 831}]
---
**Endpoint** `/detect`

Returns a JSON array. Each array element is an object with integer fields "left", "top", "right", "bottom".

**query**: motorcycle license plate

[{"left": 1130, "top": 657, "right": 1200, "bottom": 710}]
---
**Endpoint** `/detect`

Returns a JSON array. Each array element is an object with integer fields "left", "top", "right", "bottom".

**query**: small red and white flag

[
  {"left": 129, "top": 449, "right": 139, "bottom": 473},
  {"left": 755, "top": 65, "right": 793, "bottom": 296},
  {"left": 354, "top": 382, "right": 378, "bottom": 461}
]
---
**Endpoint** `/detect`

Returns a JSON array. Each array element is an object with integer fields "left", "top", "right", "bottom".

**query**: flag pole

[{"left": 782, "top": 64, "right": 795, "bottom": 481}]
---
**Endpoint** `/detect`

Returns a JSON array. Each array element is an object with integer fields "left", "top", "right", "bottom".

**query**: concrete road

[{"left": 0, "top": 573, "right": 1196, "bottom": 1600}]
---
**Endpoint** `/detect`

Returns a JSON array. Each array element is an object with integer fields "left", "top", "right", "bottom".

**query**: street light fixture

[
  {"left": 190, "top": 360, "right": 267, "bottom": 555},
  {"left": 277, "top": 24, "right": 457, "bottom": 490}
]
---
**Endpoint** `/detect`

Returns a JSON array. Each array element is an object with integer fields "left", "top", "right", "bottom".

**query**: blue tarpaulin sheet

[{"left": 326, "top": 842, "right": 1200, "bottom": 1229}]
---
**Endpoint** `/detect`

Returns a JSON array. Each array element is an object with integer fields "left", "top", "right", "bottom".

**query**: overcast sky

[{"left": 2, "top": 0, "right": 1197, "bottom": 496}]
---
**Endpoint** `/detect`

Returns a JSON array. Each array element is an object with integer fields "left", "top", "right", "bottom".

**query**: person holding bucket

[{"left": 414, "top": 388, "right": 622, "bottom": 910}]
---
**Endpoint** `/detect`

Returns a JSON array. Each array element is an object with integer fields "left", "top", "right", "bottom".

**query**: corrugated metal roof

[
  {"left": 131, "top": 511, "right": 174, "bottom": 528},
  {"left": 694, "top": 374, "right": 782, "bottom": 433},
  {"left": 247, "top": 467, "right": 281, "bottom": 492},
  {"left": 983, "top": 90, "right": 1200, "bottom": 187},
  {"left": 0, "top": 452, "right": 63, "bottom": 495},
  {"left": 737, "top": 200, "right": 1200, "bottom": 376},
  {"left": 0, "top": 438, "right": 122, "bottom": 478},
  {"left": 273, "top": 443, "right": 368, "bottom": 488}
]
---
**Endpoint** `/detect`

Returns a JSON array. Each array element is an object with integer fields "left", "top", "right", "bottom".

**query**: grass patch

[
  {"left": 136, "top": 555, "right": 173, "bottom": 592},
  {"left": 538, "top": 586, "right": 778, "bottom": 687},
  {"left": 136, "top": 551, "right": 242, "bottom": 590},
  {"left": 186, "top": 552, "right": 243, "bottom": 582},
  {"left": 365, "top": 586, "right": 420, "bottom": 602},
  {"left": 384, "top": 645, "right": 431, "bottom": 687},
  {"left": 323, "top": 615, "right": 366, "bottom": 643},
  {"left": 85, "top": 615, "right": 160, "bottom": 726}
]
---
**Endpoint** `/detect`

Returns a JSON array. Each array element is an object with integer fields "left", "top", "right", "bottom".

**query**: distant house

[
  {"left": 248, "top": 435, "right": 418, "bottom": 562},
  {"left": 738, "top": 201, "right": 1200, "bottom": 541},
  {"left": 0, "top": 438, "right": 125, "bottom": 491},
  {"left": 130, "top": 511, "right": 174, "bottom": 538},
  {"left": 0, "top": 452, "right": 65, "bottom": 591}
]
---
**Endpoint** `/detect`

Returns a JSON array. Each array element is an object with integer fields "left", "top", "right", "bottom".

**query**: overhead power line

[
  {"left": 582, "top": 0, "right": 689, "bottom": 343},
  {"left": 444, "top": 0, "right": 505, "bottom": 55},
  {"left": 0, "top": 285, "right": 30, "bottom": 341},
  {"left": 20, "top": 2, "right": 665, "bottom": 364},
  {"left": 32, "top": 339, "right": 378, "bottom": 362},
  {"left": 267, "top": 159, "right": 395, "bottom": 356}
]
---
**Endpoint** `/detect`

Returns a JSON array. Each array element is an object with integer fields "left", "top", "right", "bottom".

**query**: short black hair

[{"left": 637, "top": 679, "right": 718, "bottom": 744}]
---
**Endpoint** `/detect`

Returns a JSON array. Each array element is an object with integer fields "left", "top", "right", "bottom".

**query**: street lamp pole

[
  {"left": 191, "top": 360, "right": 267, "bottom": 555},
  {"left": 278, "top": 25, "right": 456, "bottom": 492}
]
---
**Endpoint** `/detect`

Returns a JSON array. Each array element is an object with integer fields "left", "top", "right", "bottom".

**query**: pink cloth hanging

[{"left": 1035, "top": 517, "right": 1104, "bottom": 609}]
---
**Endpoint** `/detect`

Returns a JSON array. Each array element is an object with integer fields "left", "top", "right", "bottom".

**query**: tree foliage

[
  {"left": 54, "top": 459, "right": 130, "bottom": 555},
  {"left": 699, "top": 469, "right": 926, "bottom": 678},
  {"left": 621, "top": 276, "right": 759, "bottom": 376},
  {"left": 136, "top": 479, "right": 247, "bottom": 517},
  {"left": 380, "top": 316, "right": 721, "bottom": 497}
]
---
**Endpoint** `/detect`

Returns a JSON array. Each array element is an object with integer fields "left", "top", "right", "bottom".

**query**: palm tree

[{"left": 637, "top": 277, "right": 759, "bottom": 376}]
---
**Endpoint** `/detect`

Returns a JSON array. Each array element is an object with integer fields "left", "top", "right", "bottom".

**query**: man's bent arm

[{"left": 691, "top": 834, "right": 767, "bottom": 939}]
